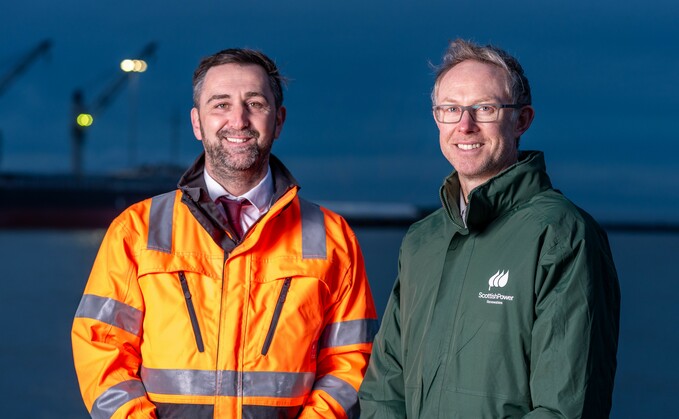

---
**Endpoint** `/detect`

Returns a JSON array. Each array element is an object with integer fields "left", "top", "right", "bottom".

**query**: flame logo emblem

[{"left": 488, "top": 270, "right": 509, "bottom": 291}]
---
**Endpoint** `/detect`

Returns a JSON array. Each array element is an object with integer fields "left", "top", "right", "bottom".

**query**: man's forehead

[
  {"left": 437, "top": 60, "right": 511, "bottom": 100},
  {"left": 202, "top": 63, "right": 271, "bottom": 94}
]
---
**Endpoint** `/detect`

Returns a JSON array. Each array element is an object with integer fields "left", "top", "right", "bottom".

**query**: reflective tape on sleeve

[
  {"left": 312, "top": 374, "right": 359, "bottom": 419},
  {"left": 320, "top": 318, "right": 379, "bottom": 350},
  {"left": 147, "top": 191, "right": 175, "bottom": 253},
  {"left": 75, "top": 294, "right": 143, "bottom": 337},
  {"left": 90, "top": 379, "right": 147, "bottom": 419},
  {"left": 299, "top": 198, "right": 327, "bottom": 260}
]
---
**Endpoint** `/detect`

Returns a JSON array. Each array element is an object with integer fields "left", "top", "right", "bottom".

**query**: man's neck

[{"left": 206, "top": 165, "right": 268, "bottom": 197}]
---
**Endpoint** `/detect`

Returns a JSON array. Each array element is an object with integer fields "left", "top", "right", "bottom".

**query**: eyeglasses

[{"left": 432, "top": 103, "right": 525, "bottom": 123}]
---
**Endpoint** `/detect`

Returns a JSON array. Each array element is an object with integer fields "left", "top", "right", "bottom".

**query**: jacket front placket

[{"left": 422, "top": 222, "right": 473, "bottom": 417}]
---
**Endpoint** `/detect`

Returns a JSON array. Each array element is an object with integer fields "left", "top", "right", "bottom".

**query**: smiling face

[
  {"left": 191, "top": 63, "right": 285, "bottom": 192},
  {"left": 434, "top": 60, "right": 533, "bottom": 199}
]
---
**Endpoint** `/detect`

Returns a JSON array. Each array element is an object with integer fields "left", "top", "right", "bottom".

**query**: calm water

[{"left": 1, "top": 228, "right": 676, "bottom": 418}]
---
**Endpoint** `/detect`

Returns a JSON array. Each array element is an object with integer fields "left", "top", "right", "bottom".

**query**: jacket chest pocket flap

[{"left": 250, "top": 262, "right": 328, "bottom": 357}]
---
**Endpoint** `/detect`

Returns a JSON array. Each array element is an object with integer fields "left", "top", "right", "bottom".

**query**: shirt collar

[
  {"left": 203, "top": 166, "right": 274, "bottom": 212},
  {"left": 459, "top": 189, "right": 468, "bottom": 228}
]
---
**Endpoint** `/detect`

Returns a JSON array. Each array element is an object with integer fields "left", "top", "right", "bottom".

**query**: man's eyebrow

[
  {"left": 244, "top": 91, "right": 269, "bottom": 101},
  {"left": 438, "top": 96, "right": 501, "bottom": 104},
  {"left": 205, "top": 92, "right": 269, "bottom": 103},
  {"left": 206, "top": 94, "right": 230, "bottom": 104}
]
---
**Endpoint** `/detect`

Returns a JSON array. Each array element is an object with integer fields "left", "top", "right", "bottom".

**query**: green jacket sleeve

[
  {"left": 358, "top": 274, "right": 407, "bottom": 418},
  {"left": 527, "top": 225, "right": 620, "bottom": 418}
]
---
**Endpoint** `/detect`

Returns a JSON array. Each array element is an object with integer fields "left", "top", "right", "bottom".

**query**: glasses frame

[{"left": 432, "top": 103, "right": 525, "bottom": 124}]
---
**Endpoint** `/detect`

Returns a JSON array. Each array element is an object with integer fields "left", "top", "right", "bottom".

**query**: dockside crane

[
  {"left": 0, "top": 39, "right": 52, "bottom": 168},
  {"left": 71, "top": 42, "right": 157, "bottom": 176},
  {"left": 0, "top": 39, "right": 52, "bottom": 97}
]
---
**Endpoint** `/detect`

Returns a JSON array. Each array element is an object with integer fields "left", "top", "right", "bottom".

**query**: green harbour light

[{"left": 76, "top": 113, "right": 93, "bottom": 127}]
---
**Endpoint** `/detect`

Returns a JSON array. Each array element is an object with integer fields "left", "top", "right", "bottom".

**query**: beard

[{"left": 200, "top": 123, "right": 272, "bottom": 181}]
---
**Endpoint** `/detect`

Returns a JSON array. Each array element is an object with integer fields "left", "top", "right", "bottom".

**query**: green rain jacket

[{"left": 359, "top": 151, "right": 620, "bottom": 418}]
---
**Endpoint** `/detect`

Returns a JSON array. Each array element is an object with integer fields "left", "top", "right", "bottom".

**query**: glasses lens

[
  {"left": 436, "top": 106, "right": 461, "bottom": 123},
  {"left": 473, "top": 105, "right": 499, "bottom": 122}
]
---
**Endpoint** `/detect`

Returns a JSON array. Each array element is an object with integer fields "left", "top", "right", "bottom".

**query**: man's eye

[
  {"left": 215, "top": 103, "right": 229, "bottom": 109},
  {"left": 444, "top": 106, "right": 461, "bottom": 113},
  {"left": 476, "top": 105, "right": 497, "bottom": 114},
  {"left": 248, "top": 102, "right": 269, "bottom": 111}
]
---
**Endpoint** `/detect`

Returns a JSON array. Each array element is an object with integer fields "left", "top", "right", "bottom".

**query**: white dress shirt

[{"left": 204, "top": 167, "right": 275, "bottom": 233}]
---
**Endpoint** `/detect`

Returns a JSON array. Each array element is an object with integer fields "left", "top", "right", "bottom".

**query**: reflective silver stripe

[
  {"left": 242, "top": 371, "right": 315, "bottom": 398},
  {"left": 313, "top": 374, "right": 359, "bottom": 419},
  {"left": 299, "top": 198, "right": 326, "bottom": 260},
  {"left": 141, "top": 367, "right": 315, "bottom": 398},
  {"left": 147, "top": 191, "right": 175, "bottom": 253},
  {"left": 90, "top": 379, "right": 147, "bottom": 419},
  {"left": 75, "top": 294, "right": 142, "bottom": 337},
  {"left": 320, "top": 318, "right": 379, "bottom": 350},
  {"left": 141, "top": 367, "right": 217, "bottom": 396}
]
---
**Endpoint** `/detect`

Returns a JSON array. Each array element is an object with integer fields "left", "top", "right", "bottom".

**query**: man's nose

[
  {"left": 456, "top": 109, "right": 478, "bottom": 133},
  {"left": 228, "top": 104, "right": 250, "bottom": 129}
]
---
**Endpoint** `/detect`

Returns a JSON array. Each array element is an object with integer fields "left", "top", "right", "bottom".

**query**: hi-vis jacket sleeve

[
  {"left": 358, "top": 267, "right": 406, "bottom": 418},
  {"left": 526, "top": 231, "right": 620, "bottom": 418},
  {"left": 299, "top": 214, "right": 379, "bottom": 418},
  {"left": 72, "top": 217, "right": 156, "bottom": 418}
]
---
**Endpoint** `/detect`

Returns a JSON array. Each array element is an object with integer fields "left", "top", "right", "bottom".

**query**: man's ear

[
  {"left": 190, "top": 107, "right": 203, "bottom": 141},
  {"left": 514, "top": 105, "right": 535, "bottom": 137}
]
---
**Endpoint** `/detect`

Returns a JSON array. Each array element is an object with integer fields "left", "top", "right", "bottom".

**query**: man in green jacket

[{"left": 358, "top": 39, "right": 620, "bottom": 418}]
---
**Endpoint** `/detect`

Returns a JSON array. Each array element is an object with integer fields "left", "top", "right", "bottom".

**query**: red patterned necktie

[{"left": 216, "top": 197, "right": 250, "bottom": 240}]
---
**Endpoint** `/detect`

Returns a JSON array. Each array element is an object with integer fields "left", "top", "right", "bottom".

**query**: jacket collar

[
  {"left": 440, "top": 150, "right": 553, "bottom": 231},
  {"left": 178, "top": 152, "right": 300, "bottom": 204},
  {"left": 176, "top": 152, "right": 300, "bottom": 251}
]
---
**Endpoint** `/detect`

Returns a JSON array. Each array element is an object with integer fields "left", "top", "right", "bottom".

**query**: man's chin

[{"left": 218, "top": 156, "right": 261, "bottom": 172}]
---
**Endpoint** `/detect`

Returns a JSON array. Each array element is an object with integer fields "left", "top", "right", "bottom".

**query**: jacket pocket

[
  {"left": 178, "top": 271, "right": 205, "bottom": 352},
  {"left": 446, "top": 317, "right": 530, "bottom": 404},
  {"left": 261, "top": 277, "right": 292, "bottom": 355}
]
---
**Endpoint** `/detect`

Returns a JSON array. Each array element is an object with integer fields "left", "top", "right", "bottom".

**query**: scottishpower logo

[
  {"left": 478, "top": 270, "right": 515, "bottom": 305},
  {"left": 488, "top": 270, "right": 509, "bottom": 290}
]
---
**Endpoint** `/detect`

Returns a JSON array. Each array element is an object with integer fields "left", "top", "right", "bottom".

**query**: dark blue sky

[{"left": 1, "top": 0, "right": 678, "bottom": 221}]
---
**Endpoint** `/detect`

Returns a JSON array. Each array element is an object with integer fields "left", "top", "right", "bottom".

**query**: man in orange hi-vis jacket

[{"left": 72, "top": 48, "right": 378, "bottom": 419}]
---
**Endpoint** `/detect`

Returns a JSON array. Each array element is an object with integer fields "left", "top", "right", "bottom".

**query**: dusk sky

[{"left": 2, "top": 0, "right": 678, "bottom": 222}]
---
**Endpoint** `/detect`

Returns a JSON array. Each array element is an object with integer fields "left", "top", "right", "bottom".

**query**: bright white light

[
  {"left": 120, "top": 59, "right": 135, "bottom": 72},
  {"left": 120, "top": 59, "right": 147, "bottom": 72}
]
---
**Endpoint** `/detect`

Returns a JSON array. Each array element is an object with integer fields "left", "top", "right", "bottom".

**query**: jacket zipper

[
  {"left": 178, "top": 271, "right": 205, "bottom": 353},
  {"left": 261, "top": 277, "right": 292, "bottom": 355}
]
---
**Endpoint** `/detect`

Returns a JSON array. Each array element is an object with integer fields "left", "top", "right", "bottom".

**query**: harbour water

[{"left": 1, "top": 227, "right": 676, "bottom": 418}]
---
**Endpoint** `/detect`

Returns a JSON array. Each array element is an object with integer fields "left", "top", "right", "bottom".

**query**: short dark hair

[
  {"left": 192, "top": 48, "right": 286, "bottom": 109},
  {"left": 432, "top": 39, "right": 531, "bottom": 106}
]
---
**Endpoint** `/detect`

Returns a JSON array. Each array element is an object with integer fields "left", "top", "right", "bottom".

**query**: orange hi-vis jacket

[{"left": 72, "top": 155, "right": 378, "bottom": 418}]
